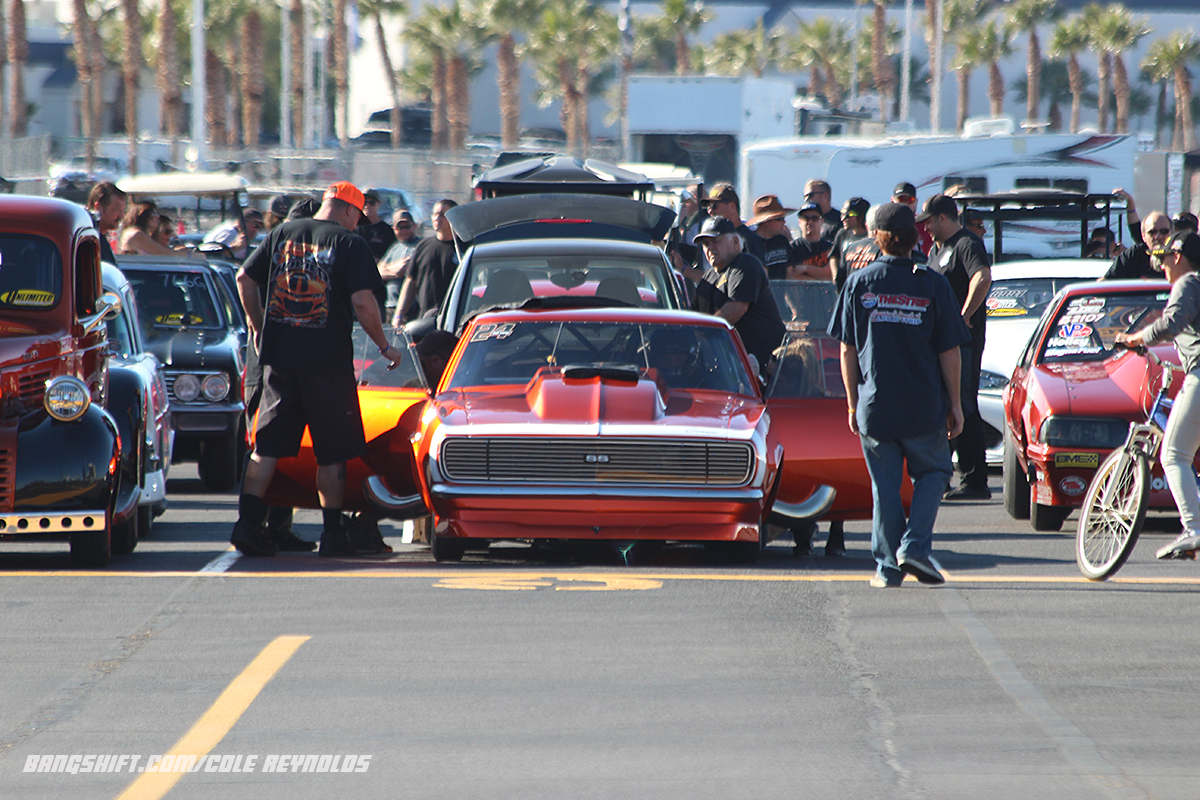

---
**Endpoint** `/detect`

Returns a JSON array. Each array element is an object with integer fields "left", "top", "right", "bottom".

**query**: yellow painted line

[
  {"left": 113, "top": 635, "right": 309, "bottom": 800},
  {"left": 5, "top": 569, "right": 1200, "bottom": 585}
]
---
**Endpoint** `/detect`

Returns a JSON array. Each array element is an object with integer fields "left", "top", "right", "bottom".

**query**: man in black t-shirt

[
  {"left": 699, "top": 183, "right": 767, "bottom": 267},
  {"left": 355, "top": 190, "right": 398, "bottom": 261},
  {"left": 231, "top": 181, "right": 402, "bottom": 559},
  {"left": 918, "top": 194, "right": 992, "bottom": 501},
  {"left": 829, "top": 197, "right": 871, "bottom": 291},
  {"left": 803, "top": 179, "right": 843, "bottom": 241},
  {"left": 790, "top": 202, "right": 833, "bottom": 281},
  {"left": 691, "top": 216, "right": 786, "bottom": 370},
  {"left": 1104, "top": 211, "right": 1172, "bottom": 281},
  {"left": 395, "top": 198, "right": 459, "bottom": 324},
  {"left": 748, "top": 194, "right": 796, "bottom": 280}
]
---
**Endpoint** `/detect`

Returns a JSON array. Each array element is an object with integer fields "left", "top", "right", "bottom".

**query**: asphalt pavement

[{"left": 2, "top": 466, "right": 1199, "bottom": 800}]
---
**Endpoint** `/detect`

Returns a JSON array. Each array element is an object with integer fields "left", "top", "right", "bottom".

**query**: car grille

[
  {"left": 18, "top": 370, "right": 52, "bottom": 408},
  {"left": 440, "top": 437, "right": 754, "bottom": 485}
]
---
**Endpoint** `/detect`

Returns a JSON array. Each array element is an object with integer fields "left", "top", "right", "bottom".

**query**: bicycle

[{"left": 1076, "top": 345, "right": 1182, "bottom": 580}]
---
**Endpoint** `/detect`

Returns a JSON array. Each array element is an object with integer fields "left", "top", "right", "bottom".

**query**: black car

[{"left": 117, "top": 255, "right": 246, "bottom": 492}]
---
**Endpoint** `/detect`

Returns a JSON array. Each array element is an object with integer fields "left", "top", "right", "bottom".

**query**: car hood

[
  {"left": 437, "top": 373, "right": 764, "bottom": 435},
  {"left": 142, "top": 327, "right": 238, "bottom": 370},
  {"left": 0, "top": 318, "right": 71, "bottom": 371},
  {"left": 1032, "top": 347, "right": 1171, "bottom": 418}
]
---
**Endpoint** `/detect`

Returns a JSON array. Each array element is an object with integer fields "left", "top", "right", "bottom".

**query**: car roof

[
  {"left": 117, "top": 172, "right": 248, "bottom": 196},
  {"left": 115, "top": 255, "right": 222, "bottom": 273},
  {"left": 466, "top": 306, "right": 727, "bottom": 328},
  {"left": 1058, "top": 278, "right": 1170, "bottom": 296},
  {"left": 468, "top": 235, "right": 670, "bottom": 259},
  {"left": 990, "top": 259, "right": 1111, "bottom": 282}
]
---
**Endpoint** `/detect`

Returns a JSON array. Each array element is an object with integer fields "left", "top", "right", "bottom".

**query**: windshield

[
  {"left": 986, "top": 278, "right": 1092, "bottom": 320},
  {"left": 352, "top": 326, "right": 427, "bottom": 390},
  {"left": 458, "top": 250, "right": 674, "bottom": 324},
  {"left": 770, "top": 280, "right": 838, "bottom": 334},
  {"left": 767, "top": 331, "right": 846, "bottom": 399},
  {"left": 126, "top": 269, "right": 224, "bottom": 339},
  {"left": 1040, "top": 291, "right": 1168, "bottom": 363},
  {"left": 447, "top": 320, "right": 755, "bottom": 395},
  {"left": 0, "top": 234, "right": 62, "bottom": 311}
]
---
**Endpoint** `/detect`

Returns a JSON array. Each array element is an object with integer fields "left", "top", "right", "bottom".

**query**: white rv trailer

[{"left": 741, "top": 128, "right": 1137, "bottom": 257}]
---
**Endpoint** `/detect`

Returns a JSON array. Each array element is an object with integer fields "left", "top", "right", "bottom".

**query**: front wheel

[{"left": 1076, "top": 446, "right": 1150, "bottom": 581}]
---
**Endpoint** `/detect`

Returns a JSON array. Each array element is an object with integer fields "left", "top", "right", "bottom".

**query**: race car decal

[
  {"left": 1055, "top": 452, "right": 1100, "bottom": 468},
  {"left": 1, "top": 289, "right": 55, "bottom": 307},
  {"left": 1059, "top": 475, "right": 1088, "bottom": 496}
]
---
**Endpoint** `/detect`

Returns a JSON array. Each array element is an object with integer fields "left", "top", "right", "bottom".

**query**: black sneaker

[
  {"left": 943, "top": 485, "right": 992, "bottom": 501},
  {"left": 318, "top": 528, "right": 357, "bottom": 558},
  {"left": 231, "top": 520, "right": 277, "bottom": 557},
  {"left": 899, "top": 557, "right": 945, "bottom": 585},
  {"left": 345, "top": 514, "right": 389, "bottom": 554},
  {"left": 270, "top": 529, "right": 317, "bottom": 552}
]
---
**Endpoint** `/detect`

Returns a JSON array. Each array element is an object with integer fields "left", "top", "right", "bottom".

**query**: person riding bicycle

[{"left": 1114, "top": 232, "right": 1200, "bottom": 559}]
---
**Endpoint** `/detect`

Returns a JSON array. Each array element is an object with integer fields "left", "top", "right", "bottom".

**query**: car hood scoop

[{"left": 526, "top": 367, "right": 665, "bottom": 423}]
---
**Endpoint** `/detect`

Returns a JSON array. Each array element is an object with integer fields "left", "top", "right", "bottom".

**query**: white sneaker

[{"left": 1156, "top": 532, "right": 1200, "bottom": 560}]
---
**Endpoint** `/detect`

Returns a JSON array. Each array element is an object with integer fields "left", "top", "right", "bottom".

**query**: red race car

[
  {"left": 266, "top": 284, "right": 895, "bottom": 563},
  {"left": 1002, "top": 278, "right": 1192, "bottom": 531}
]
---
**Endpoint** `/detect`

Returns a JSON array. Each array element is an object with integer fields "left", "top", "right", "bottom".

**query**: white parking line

[{"left": 197, "top": 549, "right": 240, "bottom": 574}]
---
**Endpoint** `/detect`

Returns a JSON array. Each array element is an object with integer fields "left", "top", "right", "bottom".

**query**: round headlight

[
  {"left": 201, "top": 373, "right": 231, "bottom": 402},
  {"left": 173, "top": 373, "right": 201, "bottom": 402},
  {"left": 44, "top": 376, "right": 91, "bottom": 422}
]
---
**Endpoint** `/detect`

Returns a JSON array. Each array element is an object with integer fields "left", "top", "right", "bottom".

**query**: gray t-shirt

[{"left": 1145, "top": 272, "right": 1200, "bottom": 373}]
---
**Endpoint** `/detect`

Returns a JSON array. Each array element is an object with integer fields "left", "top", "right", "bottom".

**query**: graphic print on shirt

[
  {"left": 860, "top": 292, "right": 929, "bottom": 326},
  {"left": 267, "top": 240, "right": 333, "bottom": 328}
]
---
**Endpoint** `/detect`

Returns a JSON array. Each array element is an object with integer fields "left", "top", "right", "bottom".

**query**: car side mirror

[{"left": 81, "top": 291, "right": 122, "bottom": 335}]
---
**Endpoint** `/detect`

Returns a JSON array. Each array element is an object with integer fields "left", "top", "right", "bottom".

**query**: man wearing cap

[
  {"left": 264, "top": 194, "right": 296, "bottom": 230},
  {"left": 355, "top": 189, "right": 398, "bottom": 263},
  {"left": 1105, "top": 211, "right": 1173, "bottom": 281},
  {"left": 830, "top": 197, "right": 871, "bottom": 291},
  {"left": 1175, "top": 212, "right": 1198, "bottom": 234},
  {"left": 377, "top": 210, "right": 422, "bottom": 321},
  {"left": 395, "top": 198, "right": 459, "bottom": 325},
  {"left": 789, "top": 202, "right": 834, "bottom": 281},
  {"left": 749, "top": 195, "right": 796, "bottom": 280},
  {"left": 231, "top": 181, "right": 402, "bottom": 559},
  {"left": 700, "top": 183, "right": 767, "bottom": 267},
  {"left": 204, "top": 208, "right": 265, "bottom": 261},
  {"left": 828, "top": 202, "right": 971, "bottom": 587},
  {"left": 892, "top": 182, "right": 934, "bottom": 254},
  {"left": 691, "top": 216, "right": 786, "bottom": 370},
  {"left": 803, "top": 179, "right": 842, "bottom": 241},
  {"left": 919, "top": 193, "right": 993, "bottom": 501}
]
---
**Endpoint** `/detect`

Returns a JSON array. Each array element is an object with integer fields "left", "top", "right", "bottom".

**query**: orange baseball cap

[{"left": 323, "top": 181, "right": 365, "bottom": 215}]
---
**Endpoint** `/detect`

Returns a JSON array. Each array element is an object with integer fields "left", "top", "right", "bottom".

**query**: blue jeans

[{"left": 859, "top": 428, "right": 953, "bottom": 582}]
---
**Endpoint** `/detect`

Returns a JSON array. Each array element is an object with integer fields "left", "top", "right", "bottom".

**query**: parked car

[
  {"left": 404, "top": 192, "right": 683, "bottom": 342},
  {"left": 1002, "top": 279, "right": 1187, "bottom": 531},
  {"left": 0, "top": 196, "right": 128, "bottom": 566},
  {"left": 116, "top": 256, "right": 247, "bottom": 492},
  {"left": 978, "top": 258, "right": 1110, "bottom": 465},
  {"left": 266, "top": 308, "right": 836, "bottom": 562},
  {"left": 103, "top": 263, "right": 173, "bottom": 538},
  {"left": 48, "top": 155, "right": 129, "bottom": 204}
]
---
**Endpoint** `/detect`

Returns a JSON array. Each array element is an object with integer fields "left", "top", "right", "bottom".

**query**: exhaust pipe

[
  {"left": 767, "top": 485, "right": 836, "bottom": 526},
  {"left": 363, "top": 475, "right": 428, "bottom": 520}
]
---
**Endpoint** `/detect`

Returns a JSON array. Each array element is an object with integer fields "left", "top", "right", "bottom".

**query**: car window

[
  {"left": 461, "top": 254, "right": 672, "bottom": 318},
  {"left": 986, "top": 278, "right": 1060, "bottom": 320},
  {"left": 447, "top": 320, "right": 756, "bottom": 395},
  {"left": 770, "top": 280, "right": 838, "bottom": 334},
  {"left": 0, "top": 234, "right": 62, "bottom": 310},
  {"left": 1039, "top": 291, "right": 1168, "bottom": 363},
  {"left": 766, "top": 331, "right": 846, "bottom": 399},
  {"left": 353, "top": 326, "right": 427, "bottom": 390},
  {"left": 127, "top": 270, "right": 223, "bottom": 337},
  {"left": 105, "top": 289, "right": 139, "bottom": 359}
]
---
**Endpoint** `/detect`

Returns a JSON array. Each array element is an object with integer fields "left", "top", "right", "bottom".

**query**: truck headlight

[
  {"left": 44, "top": 376, "right": 90, "bottom": 422},
  {"left": 1038, "top": 416, "right": 1127, "bottom": 449},
  {"left": 201, "top": 373, "right": 231, "bottom": 402},
  {"left": 173, "top": 373, "right": 201, "bottom": 402}
]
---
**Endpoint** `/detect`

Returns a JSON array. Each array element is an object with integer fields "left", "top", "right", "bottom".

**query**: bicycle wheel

[{"left": 1076, "top": 446, "right": 1150, "bottom": 581}]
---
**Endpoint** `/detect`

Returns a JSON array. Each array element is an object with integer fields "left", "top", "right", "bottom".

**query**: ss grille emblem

[{"left": 584, "top": 454, "right": 610, "bottom": 463}]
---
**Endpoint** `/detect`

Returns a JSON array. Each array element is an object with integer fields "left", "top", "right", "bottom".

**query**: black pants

[{"left": 952, "top": 341, "right": 987, "bottom": 490}]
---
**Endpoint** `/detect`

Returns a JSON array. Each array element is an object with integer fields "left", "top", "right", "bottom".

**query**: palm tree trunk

[
  {"left": 121, "top": 0, "right": 140, "bottom": 170},
  {"left": 498, "top": 33, "right": 520, "bottom": 149},
  {"left": 290, "top": 0, "right": 306, "bottom": 146},
  {"left": 675, "top": 32, "right": 690, "bottom": 75},
  {"left": 241, "top": 11, "right": 265, "bottom": 147},
  {"left": 205, "top": 49, "right": 228, "bottom": 148},
  {"left": 333, "top": 0, "right": 349, "bottom": 146},
  {"left": 988, "top": 61, "right": 1004, "bottom": 119},
  {"left": 956, "top": 67, "right": 969, "bottom": 134},
  {"left": 431, "top": 53, "right": 448, "bottom": 150},
  {"left": 1067, "top": 55, "right": 1082, "bottom": 134},
  {"left": 156, "top": 0, "right": 182, "bottom": 163},
  {"left": 576, "top": 71, "right": 590, "bottom": 157},
  {"left": 822, "top": 60, "right": 844, "bottom": 108},
  {"left": 1178, "top": 65, "right": 1197, "bottom": 152},
  {"left": 1155, "top": 78, "right": 1167, "bottom": 150},
  {"left": 373, "top": 14, "right": 402, "bottom": 147},
  {"left": 924, "top": 0, "right": 940, "bottom": 132},
  {"left": 9, "top": 0, "right": 29, "bottom": 137},
  {"left": 1097, "top": 51, "right": 1110, "bottom": 133},
  {"left": 808, "top": 65, "right": 823, "bottom": 100},
  {"left": 448, "top": 55, "right": 469, "bottom": 152},
  {"left": 1112, "top": 54, "right": 1130, "bottom": 134},
  {"left": 1025, "top": 30, "right": 1040, "bottom": 125},
  {"left": 88, "top": 16, "right": 105, "bottom": 135},
  {"left": 558, "top": 57, "right": 577, "bottom": 155},
  {"left": 872, "top": 3, "right": 892, "bottom": 122},
  {"left": 228, "top": 35, "right": 243, "bottom": 145},
  {"left": 71, "top": 0, "right": 95, "bottom": 159}
]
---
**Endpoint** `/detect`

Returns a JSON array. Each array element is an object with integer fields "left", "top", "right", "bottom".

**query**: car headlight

[
  {"left": 44, "top": 376, "right": 90, "bottom": 422},
  {"left": 201, "top": 373, "right": 231, "bottom": 402},
  {"left": 979, "top": 370, "right": 1008, "bottom": 391},
  {"left": 173, "top": 373, "right": 201, "bottom": 402},
  {"left": 1038, "top": 416, "right": 1128, "bottom": 449}
]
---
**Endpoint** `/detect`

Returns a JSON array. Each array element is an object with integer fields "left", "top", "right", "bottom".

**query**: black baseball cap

[
  {"left": 797, "top": 202, "right": 823, "bottom": 218},
  {"left": 1173, "top": 212, "right": 1199, "bottom": 233},
  {"left": 693, "top": 216, "right": 738, "bottom": 240},
  {"left": 700, "top": 183, "right": 739, "bottom": 206},
  {"left": 915, "top": 193, "right": 959, "bottom": 223},
  {"left": 1167, "top": 231, "right": 1200, "bottom": 263},
  {"left": 874, "top": 202, "right": 917, "bottom": 233},
  {"left": 892, "top": 182, "right": 917, "bottom": 199},
  {"left": 842, "top": 197, "right": 870, "bottom": 217}
]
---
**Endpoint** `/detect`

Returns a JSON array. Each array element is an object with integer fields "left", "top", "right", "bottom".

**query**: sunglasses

[
  {"left": 800, "top": 215, "right": 822, "bottom": 222},
  {"left": 1149, "top": 227, "right": 1172, "bottom": 236}
]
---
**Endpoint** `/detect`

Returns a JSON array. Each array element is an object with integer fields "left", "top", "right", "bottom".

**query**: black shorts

[{"left": 253, "top": 365, "right": 366, "bottom": 466}]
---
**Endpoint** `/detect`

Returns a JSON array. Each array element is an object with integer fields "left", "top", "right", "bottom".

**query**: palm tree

[
  {"left": 289, "top": 0, "right": 306, "bottom": 146},
  {"left": 1141, "top": 33, "right": 1200, "bottom": 152},
  {"left": 121, "top": 0, "right": 141, "bottom": 169},
  {"left": 0, "top": 0, "right": 8, "bottom": 139},
  {"left": 358, "top": 0, "right": 408, "bottom": 147},
  {"left": 239, "top": 10, "right": 265, "bottom": 147},
  {"left": 1080, "top": 3, "right": 1112, "bottom": 132},
  {"left": 1006, "top": 0, "right": 1062, "bottom": 128},
  {"left": 977, "top": 19, "right": 1012, "bottom": 119},
  {"left": 705, "top": 20, "right": 783, "bottom": 78},
  {"left": 870, "top": 0, "right": 895, "bottom": 121},
  {"left": 205, "top": 47, "right": 228, "bottom": 147},
  {"left": 631, "top": 14, "right": 678, "bottom": 73},
  {"left": 424, "top": 2, "right": 490, "bottom": 152},
  {"left": 792, "top": 17, "right": 850, "bottom": 108},
  {"left": 154, "top": 0, "right": 183, "bottom": 162},
  {"left": 1049, "top": 17, "right": 1089, "bottom": 133},
  {"left": 482, "top": 0, "right": 541, "bottom": 150},
  {"left": 404, "top": 9, "right": 450, "bottom": 150},
  {"left": 332, "top": 0, "right": 349, "bottom": 145},
  {"left": 660, "top": 0, "right": 710, "bottom": 76},
  {"left": 8, "top": 0, "right": 29, "bottom": 137},
  {"left": 1013, "top": 59, "right": 1074, "bottom": 131},
  {"left": 70, "top": 0, "right": 98, "bottom": 163},
  {"left": 950, "top": 23, "right": 986, "bottom": 133},
  {"left": 1093, "top": 6, "right": 1149, "bottom": 134}
]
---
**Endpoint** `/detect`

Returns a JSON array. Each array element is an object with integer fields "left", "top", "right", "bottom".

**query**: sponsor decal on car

[
  {"left": 1059, "top": 475, "right": 1088, "bottom": 496},
  {"left": 1055, "top": 452, "right": 1100, "bottom": 468},
  {"left": 2, "top": 289, "right": 56, "bottom": 306},
  {"left": 1068, "top": 297, "right": 1105, "bottom": 310},
  {"left": 1058, "top": 322, "right": 1094, "bottom": 338}
]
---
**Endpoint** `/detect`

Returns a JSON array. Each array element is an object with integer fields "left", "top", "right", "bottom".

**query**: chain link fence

[{"left": 0, "top": 136, "right": 53, "bottom": 195}]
